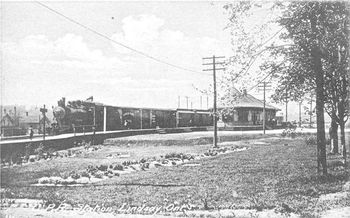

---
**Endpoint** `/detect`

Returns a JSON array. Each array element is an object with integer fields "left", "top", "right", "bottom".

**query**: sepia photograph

[{"left": 1, "top": 1, "right": 350, "bottom": 217}]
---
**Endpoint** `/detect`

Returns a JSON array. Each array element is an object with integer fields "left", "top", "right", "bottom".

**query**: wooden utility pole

[
  {"left": 185, "top": 96, "right": 189, "bottom": 109},
  {"left": 178, "top": 96, "right": 180, "bottom": 108},
  {"left": 40, "top": 105, "right": 48, "bottom": 144},
  {"left": 92, "top": 106, "right": 96, "bottom": 145},
  {"left": 140, "top": 109, "right": 143, "bottom": 129},
  {"left": 263, "top": 83, "right": 266, "bottom": 134},
  {"left": 285, "top": 88, "right": 288, "bottom": 122},
  {"left": 258, "top": 82, "right": 271, "bottom": 134},
  {"left": 93, "top": 106, "right": 96, "bottom": 127},
  {"left": 207, "top": 96, "right": 209, "bottom": 109},
  {"left": 299, "top": 101, "right": 302, "bottom": 127},
  {"left": 200, "top": 96, "right": 202, "bottom": 109},
  {"left": 203, "top": 55, "right": 225, "bottom": 148}
]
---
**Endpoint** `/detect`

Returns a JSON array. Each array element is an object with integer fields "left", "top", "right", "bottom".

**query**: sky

[
  {"left": 1, "top": 1, "right": 236, "bottom": 109},
  {"left": 1, "top": 1, "right": 311, "bottom": 121}
]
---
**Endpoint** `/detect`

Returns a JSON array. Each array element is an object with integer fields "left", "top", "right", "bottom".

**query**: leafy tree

[
  {"left": 262, "top": 2, "right": 350, "bottom": 174},
  {"left": 223, "top": 2, "right": 349, "bottom": 172},
  {"left": 221, "top": 2, "right": 281, "bottom": 116}
]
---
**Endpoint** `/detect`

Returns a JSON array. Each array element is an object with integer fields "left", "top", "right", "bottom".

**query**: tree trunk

[
  {"left": 340, "top": 121, "right": 346, "bottom": 165},
  {"left": 330, "top": 116, "right": 339, "bottom": 154},
  {"left": 315, "top": 78, "right": 327, "bottom": 175},
  {"left": 310, "top": 9, "right": 327, "bottom": 175},
  {"left": 313, "top": 51, "right": 327, "bottom": 174},
  {"left": 338, "top": 87, "right": 347, "bottom": 165}
]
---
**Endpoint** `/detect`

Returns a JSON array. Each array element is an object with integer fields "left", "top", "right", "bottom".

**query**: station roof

[{"left": 217, "top": 88, "right": 280, "bottom": 111}]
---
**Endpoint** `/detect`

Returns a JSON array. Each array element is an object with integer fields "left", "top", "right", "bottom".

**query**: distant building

[
  {"left": 1, "top": 107, "right": 25, "bottom": 136},
  {"left": 19, "top": 115, "right": 40, "bottom": 133},
  {"left": 217, "top": 88, "right": 279, "bottom": 127},
  {"left": 1, "top": 113, "right": 15, "bottom": 127}
]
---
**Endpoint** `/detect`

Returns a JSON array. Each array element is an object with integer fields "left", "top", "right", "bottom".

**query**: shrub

[
  {"left": 34, "top": 143, "right": 45, "bottom": 158},
  {"left": 60, "top": 178, "right": 76, "bottom": 185},
  {"left": 184, "top": 154, "right": 195, "bottom": 160},
  {"left": 69, "top": 171, "right": 80, "bottom": 180},
  {"left": 97, "top": 164, "right": 108, "bottom": 171},
  {"left": 162, "top": 160, "right": 169, "bottom": 164},
  {"left": 141, "top": 162, "right": 150, "bottom": 169},
  {"left": 60, "top": 171, "right": 70, "bottom": 180},
  {"left": 93, "top": 172, "right": 104, "bottom": 179},
  {"left": 281, "top": 130, "right": 287, "bottom": 137},
  {"left": 290, "top": 130, "right": 296, "bottom": 138},
  {"left": 113, "top": 164, "right": 124, "bottom": 171},
  {"left": 25, "top": 143, "right": 34, "bottom": 159},
  {"left": 165, "top": 152, "right": 184, "bottom": 159},
  {"left": 140, "top": 158, "right": 147, "bottom": 163},
  {"left": 47, "top": 148, "right": 56, "bottom": 156},
  {"left": 87, "top": 165, "right": 97, "bottom": 174},
  {"left": 38, "top": 177, "right": 50, "bottom": 184},
  {"left": 104, "top": 170, "right": 114, "bottom": 177},
  {"left": 50, "top": 177, "right": 64, "bottom": 185},
  {"left": 81, "top": 171, "right": 90, "bottom": 178}
]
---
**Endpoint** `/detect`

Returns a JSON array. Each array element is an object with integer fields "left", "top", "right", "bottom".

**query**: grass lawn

[{"left": 1, "top": 132, "right": 350, "bottom": 216}]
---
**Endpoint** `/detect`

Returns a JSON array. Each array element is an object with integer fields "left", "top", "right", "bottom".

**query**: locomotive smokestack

[{"left": 58, "top": 97, "right": 66, "bottom": 107}]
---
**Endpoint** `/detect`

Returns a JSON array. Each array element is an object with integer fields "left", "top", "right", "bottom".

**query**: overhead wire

[
  {"left": 36, "top": 2, "right": 285, "bottom": 87},
  {"left": 35, "top": 2, "right": 288, "bottom": 100},
  {"left": 247, "top": 61, "right": 286, "bottom": 92},
  {"left": 34, "top": 1, "right": 211, "bottom": 76},
  {"left": 224, "top": 27, "right": 285, "bottom": 87}
]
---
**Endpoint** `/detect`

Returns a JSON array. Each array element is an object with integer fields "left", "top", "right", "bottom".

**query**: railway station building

[{"left": 217, "top": 88, "right": 279, "bottom": 128}]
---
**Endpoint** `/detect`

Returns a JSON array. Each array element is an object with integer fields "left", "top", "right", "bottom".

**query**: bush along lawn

[{"left": 1, "top": 133, "right": 350, "bottom": 217}]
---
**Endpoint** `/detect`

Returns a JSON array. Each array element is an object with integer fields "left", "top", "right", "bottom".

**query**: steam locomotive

[{"left": 53, "top": 97, "right": 213, "bottom": 133}]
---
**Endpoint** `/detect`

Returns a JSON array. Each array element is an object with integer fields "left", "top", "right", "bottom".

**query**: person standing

[{"left": 29, "top": 126, "right": 34, "bottom": 140}]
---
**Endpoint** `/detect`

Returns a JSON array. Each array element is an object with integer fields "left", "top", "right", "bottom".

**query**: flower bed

[{"left": 35, "top": 145, "right": 249, "bottom": 186}]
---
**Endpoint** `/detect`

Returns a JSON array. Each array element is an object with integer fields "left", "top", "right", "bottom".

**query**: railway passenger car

[
  {"left": 176, "top": 109, "right": 212, "bottom": 127},
  {"left": 53, "top": 97, "right": 212, "bottom": 134}
]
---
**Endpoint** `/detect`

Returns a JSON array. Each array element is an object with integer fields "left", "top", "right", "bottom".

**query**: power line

[
  {"left": 251, "top": 27, "right": 284, "bottom": 51},
  {"left": 248, "top": 71, "right": 274, "bottom": 92},
  {"left": 34, "top": 1, "right": 210, "bottom": 76},
  {"left": 248, "top": 61, "right": 286, "bottom": 92},
  {"left": 225, "top": 28, "right": 284, "bottom": 84}
]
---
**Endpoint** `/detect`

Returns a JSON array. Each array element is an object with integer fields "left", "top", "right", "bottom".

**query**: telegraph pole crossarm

[
  {"left": 203, "top": 68, "right": 226, "bottom": 71},
  {"left": 202, "top": 55, "right": 225, "bottom": 148}
]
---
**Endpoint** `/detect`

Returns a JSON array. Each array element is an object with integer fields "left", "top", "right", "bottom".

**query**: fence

[{"left": 1, "top": 127, "right": 27, "bottom": 137}]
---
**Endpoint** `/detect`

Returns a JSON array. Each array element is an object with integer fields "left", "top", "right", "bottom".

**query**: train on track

[{"left": 53, "top": 97, "right": 213, "bottom": 134}]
